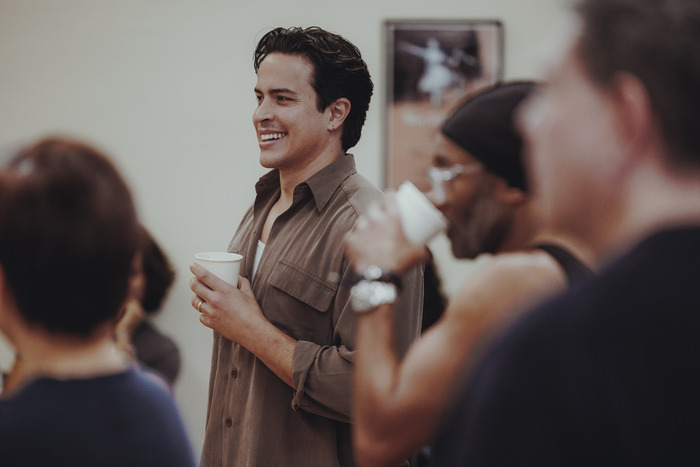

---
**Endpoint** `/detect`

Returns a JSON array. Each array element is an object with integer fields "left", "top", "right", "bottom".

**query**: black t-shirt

[{"left": 434, "top": 227, "right": 700, "bottom": 466}]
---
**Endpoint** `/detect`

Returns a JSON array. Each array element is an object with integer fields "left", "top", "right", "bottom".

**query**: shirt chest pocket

[{"left": 263, "top": 260, "right": 338, "bottom": 343}]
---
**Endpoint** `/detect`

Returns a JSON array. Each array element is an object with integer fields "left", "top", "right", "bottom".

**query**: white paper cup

[
  {"left": 395, "top": 181, "right": 448, "bottom": 245},
  {"left": 194, "top": 252, "right": 243, "bottom": 286}
]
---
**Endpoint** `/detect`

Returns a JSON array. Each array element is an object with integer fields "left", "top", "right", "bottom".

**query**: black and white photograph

[{"left": 384, "top": 19, "right": 503, "bottom": 189}]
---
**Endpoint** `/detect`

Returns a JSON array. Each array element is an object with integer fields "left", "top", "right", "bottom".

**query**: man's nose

[{"left": 253, "top": 98, "right": 273, "bottom": 122}]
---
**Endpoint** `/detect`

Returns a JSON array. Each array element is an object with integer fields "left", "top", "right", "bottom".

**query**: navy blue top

[{"left": 0, "top": 367, "right": 195, "bottom": 467}]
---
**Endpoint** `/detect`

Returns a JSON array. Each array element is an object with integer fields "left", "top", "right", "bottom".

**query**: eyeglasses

[{"left": 427, "top": 163, "right": 482, "bottom": 203}]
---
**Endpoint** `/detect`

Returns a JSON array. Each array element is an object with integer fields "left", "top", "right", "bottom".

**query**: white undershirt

[{"left": 252, "top": 239, "right": 266, "bottom": 282}]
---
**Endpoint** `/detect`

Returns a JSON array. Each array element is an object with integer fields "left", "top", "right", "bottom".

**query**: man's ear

[
  {"left": 494, "top": 177, "right": 528, "bottom": 207},
  {"left": 609, "top": 72, "right": 657, "bottom": 161},
  {"left": 327, "top": 97, "right": 351, "bottom": 131}
]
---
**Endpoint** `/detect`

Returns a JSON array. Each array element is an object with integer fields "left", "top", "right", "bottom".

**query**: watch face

[
  {"left": 350, "top": 280, "right": 397, "bottom": 312},
  {"left": 364, "top": 265, "right": 383, "bottom": 280}
]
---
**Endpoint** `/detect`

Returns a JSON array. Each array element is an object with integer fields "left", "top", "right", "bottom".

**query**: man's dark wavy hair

[{"left": 254, "top": 26, "right": 374, "bottom": 151}]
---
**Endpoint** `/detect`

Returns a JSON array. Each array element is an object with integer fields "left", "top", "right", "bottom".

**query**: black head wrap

[{"left": 441, "top": 81, "right": 536, "bottom": 191}]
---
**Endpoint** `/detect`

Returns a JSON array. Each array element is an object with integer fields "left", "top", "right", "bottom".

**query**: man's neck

[
  {"left": 259, "top": 146, "right": 346, "bottom": 244},
  {"left": 12, "top": 324, "right": 129, "bottom": 384},
  {"left": 497, "top": 200, "right": 544, "bottom": 253},
  {"left": 277, "top": 147, "right": 345, "bottom": 202},
  {"left": 577, "top": 161, "right": 700, "bottom": 268}
]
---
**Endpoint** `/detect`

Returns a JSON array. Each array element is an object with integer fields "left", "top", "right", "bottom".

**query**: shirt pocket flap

[{"left": 268, "top": 261, "right": 337, "bottom": 312}]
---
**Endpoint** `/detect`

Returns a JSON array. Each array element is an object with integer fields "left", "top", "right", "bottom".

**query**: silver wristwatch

[{"left": 350, "top": 279, "right": 398, "bottom": 313}]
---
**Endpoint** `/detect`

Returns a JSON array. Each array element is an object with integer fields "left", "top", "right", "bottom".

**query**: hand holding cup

[
  {"left": 193, "top": 252, "right": 243, "bottom": 287},
  {"left": 345, "top": 184, "right": 445, "bottom": 274}
]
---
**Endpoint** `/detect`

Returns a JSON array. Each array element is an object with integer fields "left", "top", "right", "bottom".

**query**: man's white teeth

[{"left": 261, "top": 133, "right": 285, "bottom": 141}]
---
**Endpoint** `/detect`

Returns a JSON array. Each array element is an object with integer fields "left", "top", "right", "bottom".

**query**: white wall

[{"left": 0, "top": 0, "right": 567, "bottom": 455}]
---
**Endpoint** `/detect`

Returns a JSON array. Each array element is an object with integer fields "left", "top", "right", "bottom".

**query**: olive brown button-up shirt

[{"left": 201, "top": 155, "right": 423, "bottom": 467}]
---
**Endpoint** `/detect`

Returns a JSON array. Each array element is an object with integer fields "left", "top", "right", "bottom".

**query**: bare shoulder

[
  {"left": 479, "top": 249, "right": 566, "bottom": 284},
  {"left": 443, "top": 249, "right": 567, "bottom": 325}
]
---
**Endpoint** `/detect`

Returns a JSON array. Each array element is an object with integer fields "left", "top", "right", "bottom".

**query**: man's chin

[
  {"left": 451, "top": 244, "right": 478, "bottom": 260},
  {"left": 447, "top": 227, "right": 481, "bottom": 259},
  {"left": 259, "top": 152, "right": 283, "bottom": 170},
  {"left": 448, "top": 234, "right": 470, "bottom": 259}
]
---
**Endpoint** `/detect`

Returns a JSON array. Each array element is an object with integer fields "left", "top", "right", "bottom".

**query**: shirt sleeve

[{"left": 291, "top": 260, "right": 424, "bottom": 422}]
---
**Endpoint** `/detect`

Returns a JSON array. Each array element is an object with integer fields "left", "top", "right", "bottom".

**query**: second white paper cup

[
  {"left": 395, "top": 181, "right": 448, "bottom": 245},
  {"left": 194, "top": 252, "right": 243, "bottom": 286}
]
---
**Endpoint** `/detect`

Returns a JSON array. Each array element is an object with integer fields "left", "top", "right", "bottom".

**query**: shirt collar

[{"left": 254, "top": 154, "right": 357, "bottom": 212}]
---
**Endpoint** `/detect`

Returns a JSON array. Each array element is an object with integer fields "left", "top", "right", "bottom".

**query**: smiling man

[{"left": 190, "top": 26, "right": 423, "bottom": 466}]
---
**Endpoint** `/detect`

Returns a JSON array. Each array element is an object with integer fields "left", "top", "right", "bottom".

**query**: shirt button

[
  {"left": 230, "top": 368, "right": 238, "bottom": 378},
  {"left": 225, "top": 418, "right": 233, "bottom": 427}
]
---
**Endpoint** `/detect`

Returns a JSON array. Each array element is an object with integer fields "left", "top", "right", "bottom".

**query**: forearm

[
  {"left": 354, "top": 304, "right": 430, "bottom": 466},
  {"left": 354, "top": 309, "right": 468, "bottom": 466},
  {"left": 354, "top": 303, "right": 402, "bottom": 423},
  {"left": 235, "top": 320, "right": 297, "bottom": 388}
]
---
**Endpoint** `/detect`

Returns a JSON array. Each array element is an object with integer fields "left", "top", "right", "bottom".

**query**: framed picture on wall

[{"left": 383, "top": 19, "right": 504, "bottom": 190}]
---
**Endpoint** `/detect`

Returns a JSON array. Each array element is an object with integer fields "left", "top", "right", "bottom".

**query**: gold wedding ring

[{"left": 197, "top": 300, "right": 203, "bottom": 312}]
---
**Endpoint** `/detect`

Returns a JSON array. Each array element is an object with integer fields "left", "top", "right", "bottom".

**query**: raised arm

[{"left": 345, "top": 198, "right": 568, "bottom": 466}]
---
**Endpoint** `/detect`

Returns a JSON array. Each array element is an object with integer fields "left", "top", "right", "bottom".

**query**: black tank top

[{"left": 535, "top": 243, "right": 594, "bottom": 286}]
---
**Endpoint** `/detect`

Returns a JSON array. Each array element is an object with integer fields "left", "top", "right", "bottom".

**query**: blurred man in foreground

[{"left": 434, "top": 1, "right": 700, "bottom": 464}]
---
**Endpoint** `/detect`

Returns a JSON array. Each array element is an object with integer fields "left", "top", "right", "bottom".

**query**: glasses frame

[
  {"left": 428, "top": 163, "right": 482, "bottom": 182},
  {"left": 426, "top": 163, "right": 482, "bottom": 203}
]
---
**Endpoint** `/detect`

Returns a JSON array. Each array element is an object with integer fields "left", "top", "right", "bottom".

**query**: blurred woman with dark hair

[
  {"left": 115, "top": 225, "right": 181, "bottom": 386},
  {"left": 0, "top": 137, "right": 194, "bottom": 466}
]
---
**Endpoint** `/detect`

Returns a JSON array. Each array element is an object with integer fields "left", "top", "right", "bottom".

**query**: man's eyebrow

[{"left": 254, "top": 87, "right": 298, "bottom": 95}]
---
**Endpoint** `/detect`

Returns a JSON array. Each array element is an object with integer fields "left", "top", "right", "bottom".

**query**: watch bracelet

[{"left": 346, "top": 266, "right": 403, "bottom": 291}]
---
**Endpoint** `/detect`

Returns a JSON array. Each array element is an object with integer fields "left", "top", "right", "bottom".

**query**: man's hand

[
  {"left": 344, "top": 193, "right": 429, "bottom": 274},
  {"left": 189, "top": 262, "right": 297, "bottom": 387},
  {"left": 189, "top": 263, "right": 265, "bottom": 346}
]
